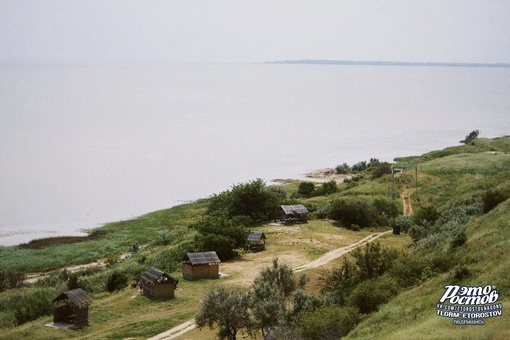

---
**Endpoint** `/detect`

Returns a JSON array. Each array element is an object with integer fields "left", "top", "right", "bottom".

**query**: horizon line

[{"left": 264, "top": 59, "right": 510, "bottom": 68}]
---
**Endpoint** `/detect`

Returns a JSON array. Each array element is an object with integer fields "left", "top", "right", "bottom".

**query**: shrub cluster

[
  {"left": 409, "top": 196, "right": 482, "bottom": 251},
  {"left": 329, "top": 197, "right": 399, "bottom": 229},
  {"left": 294, "top": 180, "right": 338, "bottom": 198},
  {"left": 0, "top": 271, "right": 25, "bottom": 292},
  {"left": 0, "top": 289, "right": 55, "bottom": 327},
  {"left": 206, "top": 179, "right": 282, "bottom": 223}
]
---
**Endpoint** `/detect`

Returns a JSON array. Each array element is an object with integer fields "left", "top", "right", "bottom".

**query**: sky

[{"left": 1, "top": 0, "right": 510, "bottom": 64}]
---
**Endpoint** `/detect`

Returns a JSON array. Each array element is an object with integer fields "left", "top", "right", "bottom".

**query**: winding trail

[
  {"left": 148, "top": 229, "right": 391, "bottom": 340},
  {"left": 401, "top": 187, "right": 413, "bottom": 216}
]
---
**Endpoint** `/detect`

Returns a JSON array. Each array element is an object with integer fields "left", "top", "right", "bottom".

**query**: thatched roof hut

[
  {"left": 247, "top": 231, "right": 267, "bottom": 252},
  {"left": 140, "top": 267, "right": 179, "bottom": 299},
  {"left": 281, "top": 204, "right": 309, "bottom": 224},
  {"left": 51, "top": 288, "right": 91, "bottom": 327},
  {"left": 182, "top": 251, "right": 221, "bottom": 281}
]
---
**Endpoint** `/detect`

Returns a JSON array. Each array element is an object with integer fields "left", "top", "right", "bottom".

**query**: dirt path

[
  {"left": 401, "top": 187, "right": 413, "bottom": 216},
  {"left": 292, "top": 230, "right": 391, "bottom": 272},
  {"left": 149, "top": 230, "right": 391, "bottom": 340}
]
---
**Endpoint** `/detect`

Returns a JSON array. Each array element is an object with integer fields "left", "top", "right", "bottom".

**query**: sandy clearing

[{"left": 151, "top": 229, "right": 391, "bottom": 340}]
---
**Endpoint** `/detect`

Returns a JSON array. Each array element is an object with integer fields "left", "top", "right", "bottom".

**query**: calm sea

[{"left": 1, "top": 62, "right": 509, "bottom": 246}]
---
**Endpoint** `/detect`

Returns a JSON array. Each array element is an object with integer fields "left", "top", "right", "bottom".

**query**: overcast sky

[{"left": 1, "top": 0, "right": 509, "bottom": 64}]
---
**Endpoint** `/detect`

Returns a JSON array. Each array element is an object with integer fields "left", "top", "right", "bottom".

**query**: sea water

[{"left": 1, "top": 62, "right": 509, "bottom": 246}]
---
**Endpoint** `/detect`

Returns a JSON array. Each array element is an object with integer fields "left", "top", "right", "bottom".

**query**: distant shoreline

[{"left": 264, "top": 59, "right": 510, "bottom": 68}]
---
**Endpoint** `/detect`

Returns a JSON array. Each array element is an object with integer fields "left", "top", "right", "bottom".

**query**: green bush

[
  {"left": 105, "top": 271, "right": 128, "bottom": 292},
  {"left": 316, "top": 180, "right": 338, "bottom": 196},
  {"left": 413, "top": 206, "right": 440, "bottom": 226},
  {"left": 206, "top": 178, "right": 282, "bottom": 223},
  {"left": 293, "top": 305, "right": 361, "bottom": 340},
  {"left": 350, "top": 242, "right": 399, "bottom": 280},
  {"left": 371, "top": 162, "right": 392, "bottom": 180},
  {"left": 348, "top": 276, "right": 399, "bottom": 314},
  {"left": 148, "top": 249, "right": 179, "bottom": 274},
  {"left": 482, "top": 189, "right": 508, "bottom": 213},
  {"left": 193, "top": 215, "right": 249, "bottom": 261},
  {"left": 329, "top": 198, "right": 398, "bottom": 229},
  {"left": 10, "top": 290, "right": 55, "bottom": 326},
  {"left": 297, "top": 182, "right": 316, "bottom": 198},
  {"left": 335, "top": 163, "right": 350, "bottom": 174},
  {"left": 394, "top": 215, "right": 413, "bottom": 233},
  {"left": 329, "top": 198, "right": 375, "bottom": 229},
  {"left": 388, "top": 252, "right": 431, "bottom": 288}
]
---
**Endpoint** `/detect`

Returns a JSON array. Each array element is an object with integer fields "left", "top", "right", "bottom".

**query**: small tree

[
  {"left": 335, "top": 163, "right": 350, "bottom": 174},
  {"left": 249, "top": 259, "right": 306, "bottom": 336},
  {"left": 196, "top": 285, "right": 251, "bottom": 340},
  {"left": 347, "top": 276, "right": 399, "bottom": 314},
  {"left": 371, "top": 162, "right": 392, "bottom": 180},
  {"left": 460, "top": 130, "right": 480, "bottom": 144},
  {"left": 297, "top": 182, "right": 316, "bottom": 198},
  {"left": 249, "top": 280, "right": 285, "bottom": 337},
  {"left": 105, "top": 271, "right": 128, "bottom": 292},
  {"left": 193, "top": 215, "right": 249, "bottom": 261},
  {"left": 317, "top": 180, "right": 337, "bottom": 196},
  {"left": 350, "top": 242, "right": 399, "bottom": 280},
  {"left": 207, "top": 179, "right": 282, "bottom": 223}
]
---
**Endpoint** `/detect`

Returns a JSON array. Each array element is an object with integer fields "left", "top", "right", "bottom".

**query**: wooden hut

[
  {"left": 51, "top": 288, "right": 91, "bottom": 328},
  {"left": 247, "top": 231, "right": 267, "bottom": 252},
  {"left": 281, "top": 204, "right": 309, "bottom": 224},
  {"left": 140, "top": 267, "right": 179, "bottom": 299},
  {"left": 182, "top": 251, "right": 221, "bottom": 281}
]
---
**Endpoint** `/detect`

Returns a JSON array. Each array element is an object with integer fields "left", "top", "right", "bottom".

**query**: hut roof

[
  {"left": 281, "top": 204, "right": 309, "bottom": 215},
  {"left": 247, "top": 231, "right": 267, "bottom": 242},
  {"left": 141, "top": 267, "right": 175, "bottom": 284},
  {"left": 186, "top": 251, "right": 221, "bottom": 265},
  {"left": 51, "top": 288, "right": 92, "bottom": 307}
]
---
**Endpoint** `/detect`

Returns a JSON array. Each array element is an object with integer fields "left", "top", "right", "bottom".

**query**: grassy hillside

[
  {"left": 0, "top": 136, "right": 509, "bottom": 339},
  {"left": 347, "top": 137, "right": 510, "bottom": 339}
]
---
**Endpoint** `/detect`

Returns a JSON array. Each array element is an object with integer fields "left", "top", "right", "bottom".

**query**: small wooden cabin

[
  {"left": 51, "top": 288, "right": 91, "bottom": 328},
  {"left": 281, "top": 204, "right": 309, "bottom": 224},
  {"left": 140, "top": 267, "right": 179, "bottom": 299},
  {"left": 183, "top": 251, "right": 221, "bottom": 281},
  {"left": 247, "top": 231, "right": 267, "bottom": 252}
]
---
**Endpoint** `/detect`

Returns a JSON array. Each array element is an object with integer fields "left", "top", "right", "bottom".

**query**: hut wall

[
  {"left": 182, "top": 263, "right": 219, "bottom": 280},
  {"left": 74, "top": 309, "right": 89, "bottom": 326},
  {"left": 54, "top": 305, "right": 72, "bottom": 323},
  {"left": 143, "top": 283, "right": 175, "bottom": 298},
  {"left": 53, "top": 305, "right": 88, "bottom": 326}
]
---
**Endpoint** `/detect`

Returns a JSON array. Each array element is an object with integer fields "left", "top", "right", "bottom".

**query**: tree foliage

[
  {"left": 207, "top": 179, "right": 282, "bottom": 223},
  {"left": 195, "top": 285, "right": 251, "bottom": 340},
  {"left": 329, "top": 197, "right": 399, "bottom": 229},
  {"left": 292, "top": 305, "right": 361, "bottom": 340},
  {"left": 297, "top": 181, "right": 316, "bottom": 198},
  {"left": 193, "top": 215, "right": 249, "bottom": 261},
  {"left": 460, "top": 129, "right": 480, "bottom": 144},
  {"left": 347, "top": 276, "right": 399, "bottom": 314}
]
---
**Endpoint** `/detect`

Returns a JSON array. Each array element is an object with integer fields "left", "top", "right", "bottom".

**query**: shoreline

[
  {"left": 1, "top": 169, "right": 350, "bottom": 248},
  {"left": 272, "top": 168, "right": 352, "bottom": 184}
]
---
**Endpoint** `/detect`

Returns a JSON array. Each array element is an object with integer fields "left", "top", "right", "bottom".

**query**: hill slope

[{"left": 347, "top": 137, "right": 510, "bottom": 339}]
